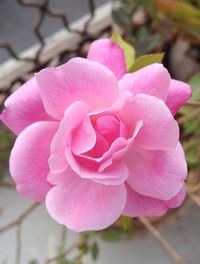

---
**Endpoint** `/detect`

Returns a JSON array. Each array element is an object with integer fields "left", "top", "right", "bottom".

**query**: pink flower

[{"left": 0, "top": 39, "right": 191, "bottom": 232}]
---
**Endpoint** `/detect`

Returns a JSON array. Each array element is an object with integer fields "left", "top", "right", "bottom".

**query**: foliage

[
  {"left": 0, "top": 125, "right": 15, "bottom": 182},
  {"left": 111, "top": 31, "right": 163, "bottom": 71},
  {"left": 111, "top": 31, "right": 135, "bottom": 70},
  {"left": 112, "top": 0, "right": 161, "bottom": 56},
  {"left": 180, "top": 72, "right": 200, "bottom": 170},
  {"left": 154, "top": 0, "right": 200, "bottom": 40},
  {"left": 112, "top": 0, "right": 200, "bottom": 57},
  {"left": 129, "top": 53, "right": 164, "bottom": 72}
]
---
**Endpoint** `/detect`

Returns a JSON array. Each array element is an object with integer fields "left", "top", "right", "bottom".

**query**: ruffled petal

[
  {"left": 87, "top": 39, "right": 127, "bottom": 80},
  {"left": 46, "top": 169, "right": 127, "bottom": 232},
  {"left": 120, "top": 94, "right": 179, "bottom": 150},
  {"left": 10, "top": 121, "right": 58, "bottom": 201},
  {"left": 66, "top": 148, "right": 129, "bottom": 185},
  {"left": 36, "top": 57, "right": 119, "bottom": 119},
  {"left": 166, "top": 80, "right": 192, "bottom": 115},
  {"left": 127, "top": 143, "right": 187, "bottom": 200},
  {"left": 64, "top": 121, "right": 143, "bottom": 185},
  {"left": 0, "top": 78, "right": 53, "bottom": 135},
  {"left": 123, "top": 184, "right": 186, "bottom": 217},
  {"left": 119, "top": 63, "right": 170, "bottom": 100},
  {"left": 48, "top": 101, "right": 95, "bottom": 174}
]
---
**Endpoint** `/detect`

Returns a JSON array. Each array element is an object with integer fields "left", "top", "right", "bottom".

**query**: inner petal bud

[{"left": 94, "top": 115, "right": 120, "bottom": 146}]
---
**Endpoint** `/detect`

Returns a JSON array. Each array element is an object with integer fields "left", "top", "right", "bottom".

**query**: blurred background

[{"left": 0, "top": 1, "right": 200, "bottom": 264}]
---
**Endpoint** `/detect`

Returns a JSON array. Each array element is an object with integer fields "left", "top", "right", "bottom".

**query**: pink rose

[{"left": 0, "top": 39, "right": 191, "bottom": 232}]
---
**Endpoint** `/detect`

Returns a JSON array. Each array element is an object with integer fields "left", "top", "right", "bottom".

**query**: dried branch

[
  {"left": 44, "top": 239, "right": 82, "bottom": 264},
  {"left": 0, "top": 182, "right": 15, "bottom": 189},
  {"left": 60, "top": 226, "right": 67, "bottom": 254},
  {"left": 177, "top": 108, "right": 200, "bottom": 125},
  {"left": 188, "top": 193, "right": 200, "bottom": 207},
  {"left": 139, "top": 217, "right": 185, "bottom": 264},
  {"left": 0, "top": 202, "right": 39, "bottom": 264},
  {"left": 16, "top": 224, "right": 22, "bottom": 264},
  {"left": 186, "top": 101, "right": 200, "bottom": 107},
  {"left": 187, "top": 183, "right": 200, "bottom": 195},
  {"left": 0, "top": 202, "right": 39, "bottom": 235}
]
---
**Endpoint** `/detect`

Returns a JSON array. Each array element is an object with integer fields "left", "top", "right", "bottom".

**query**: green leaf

[
  {"left": 111, "top": 32, "right": 135, "bottom": 70},
  {"left": 29, "top": 260, "right": 39, "bottom": 264},
  {"left": 121, "top": 215, "right": 131, "bottom": 231},
  {"left": 154, "top": 0, "right": 200, "bottom": 39},
  {"left": 188, "top": 72, "right": 200, "bottom": 101},
  {"left": 129, "top": 53, "right": 164, "bottom": 72},
  {"left": 78, "top": 241, "right": 89, "bottom": 254},
  {"left": 154, "top": 0, "right": 200, "bottom": 20},
  {"left": 183, "top": 120, "right": 198, "bottom": 135},
  {"left": 101, "top": 229, "right": 125, "bottom": 242},
  {"left": 59, "top": 261, "right": 76, "bottom": 264},
  {"left": 112, "top": 8, "right": 130, "bottom": 27},
  {"left": 186, "top": 146, "right": 199, "bottom": 169},
  {"left": 90, "top": 242, "right": 99, "bottom": 261}
]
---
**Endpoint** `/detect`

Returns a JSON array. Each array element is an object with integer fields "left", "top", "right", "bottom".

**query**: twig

[
  {"left": 139, "top": 217, "right": 185, "bottom": 264},
  {"left": 177, "top": 108, "right": 200, "bottom": 125},
  {"left": 44, "top": 239, "right": 81, "bottom": 264},
  {"left": 188, "top": 193, "right": 200, "bottom": 207},
  {"left": 186, "top": 183, "right": 200, "bottom": 195},
  {"left": 16, "top": 224, "right": 22, "bottom": 264},
  {"left": 60, "top": 226, "right": 67, "bottom": 255},
  {"left": 0, "top": 182, "right": 15, "bottom": 188},
  {"left": 0, "top": 202, "right": 39, "bottom": 234},
  {"left": 186, "top": 101, "right": 200, "bottom": 107}
]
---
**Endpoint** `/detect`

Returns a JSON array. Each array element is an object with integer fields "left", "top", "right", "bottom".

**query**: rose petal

[
  {"left": 123, "top": 184, "right": 186, "bottom": 217},
  {"left": 64, "top": 121, "right": 143, "bottom": 185},
  {"left": 49, "top": 101, "right": 95, "bottom": 174},
  {"left": 66, "top": 148, "right": 129, "bottom": 185},
  {"left": 86, "top": 130, "right": 109, "bottom": 158},
  {"left": 120, "top": 94, "right": 179, "bottom": 150},
  {"left": 87, "top": 39, "right": 127, "bottom": 80},
  {"left": 166, "top": 185, "right": 186, "bottom": 208},
  {"left": 46, "top": 169, "right": 127, "bottom": 232},
  {"left": 166, "top": 80, "right": 192, "bottom": 115},
  {"left": 119, "top": 63, "right": 170, "bottom": 100},
  {"left": 36, "top": 57, "right": 119, "bottom": 119},
  {"left": 10, "top": 121, "right": 58, "bottom": 201},
  {"left": 0, "top": 78, "right": 53, "bottom": 135},
  {"left": 127, "top": 143, "right": 187, "bottom": 200},
  {"left": 95, "top": 115, "right": 120, "bottom": 146}
]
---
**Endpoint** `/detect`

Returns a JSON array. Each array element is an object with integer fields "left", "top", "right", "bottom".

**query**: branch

[
  {"left": 186, "top": 101, "right": 200, "bottom": 107},
  {"left": 0, "top": 202, "right": 39, "bottom": 234},
  {"left": 188, "top": 193, "right": 200, "bottom": 207},
  {"left": 16, "top": 224, "right": 22, "bottom": 264},
  {"left": 178, "top": 108, "right": 200, "bottom": 125},
  {"left": 44, "top": 239, "right": 82, "bottom": 264},
  {"left": 139, "top": 217, "right": 185, "bottom": 264}
]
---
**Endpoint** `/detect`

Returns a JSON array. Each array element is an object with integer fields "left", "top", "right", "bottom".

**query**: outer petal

[
  {"left": 119, "top": 63, "right": 170, "bottom": 100},
  {"left": 166, "top": 80, "right": 192, "bottom": 115},
  {"left": 123, "top": 184, "right": 186, "bottom": 217},
  {"left": 0, "top": 78, "right": 53, "bottom": 135},
  {"left": 36, "top": 57, "right": 119, "bottom": 119},
  {"left": 120, "top": 94, "right": 179, "bottom": 150},
  {"left": 9, "top": 121, "right": 58, "bottom": 202},
  {"left": 87, "top": 39, "right": 127, "bottom": 80},
  {"left": 165, "top": 185, "right": 186, "bottom": 208},
  {"left": 127, "top": 143, "right": 187, "bottom": 200},
  {"left": 46, "top": 169, "right": 127, "bottom": 232}
]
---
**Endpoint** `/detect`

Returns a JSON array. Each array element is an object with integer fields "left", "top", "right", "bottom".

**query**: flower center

[{"left": 83, "top": 115, "right": 128, "bottom": 159}]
